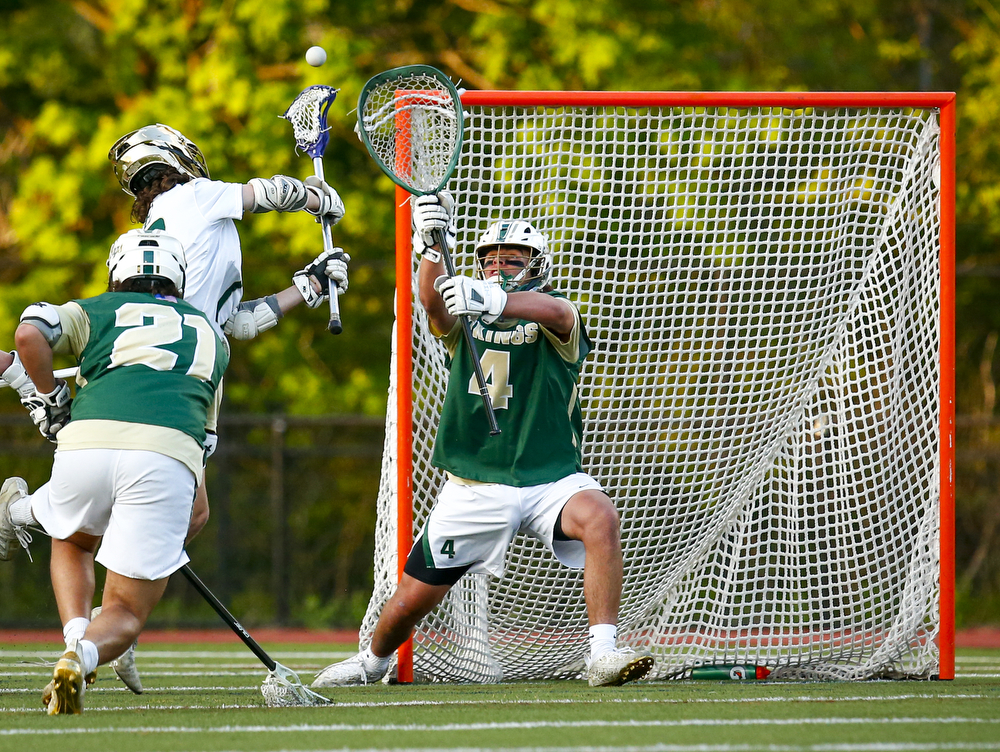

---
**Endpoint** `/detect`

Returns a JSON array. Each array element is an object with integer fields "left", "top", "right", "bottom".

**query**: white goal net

[{"left": 361, "top": 93, "right": 953, "bottom": 682}]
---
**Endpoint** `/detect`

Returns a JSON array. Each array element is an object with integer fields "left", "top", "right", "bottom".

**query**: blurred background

[{"left": 0, "top": 0, "right": 997, "bottom": 630}]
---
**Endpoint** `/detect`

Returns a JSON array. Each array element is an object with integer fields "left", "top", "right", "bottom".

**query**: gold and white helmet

[
  {"left": 108, "top": 124, "right": 209, "bottom": 196},
  {"left": 474, "top": 220, "right": 552, "bottom": 292},
  {"left": 108, "top": 229, "right": 187, "bottom": 295}
]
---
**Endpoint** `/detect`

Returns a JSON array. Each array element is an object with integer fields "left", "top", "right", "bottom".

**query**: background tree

[{"left": 1, "top": 0, "right": 998, "bottom": 626}]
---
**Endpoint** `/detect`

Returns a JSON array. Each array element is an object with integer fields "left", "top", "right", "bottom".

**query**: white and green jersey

[
  {"left": 432, "top": 292, "right": 592, "bottom": 487},
  {"left": 51, "top": 292, "right": 229, "bottom": 481},
  {"left": 143, "top": 178, "right": 245, "bottom": 338}
]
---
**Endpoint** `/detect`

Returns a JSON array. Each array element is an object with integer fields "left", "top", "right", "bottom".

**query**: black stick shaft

[
  {"left": 179, "top": 564, "right": 276, "bottom": 672},
  {"left": 434, "top": 227, "right": 500, "bottom": 435}
]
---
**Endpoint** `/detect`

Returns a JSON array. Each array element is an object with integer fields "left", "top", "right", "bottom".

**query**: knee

[
  {"left": 566, "top": 495, "right": 620, "bottom": 549},
  {"left": 586, "top": 502, "right": 621, "bottom": 548}
]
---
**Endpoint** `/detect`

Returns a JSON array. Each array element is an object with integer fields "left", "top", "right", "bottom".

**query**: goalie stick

[
  {"left": 179, "top": 563, "right": 329, "bottom": 707},
  {"left": 283, "top": 84, "right": 344, "bottom": 335},
  {"left": 357, "top": 65, "right": 500, "bottom": 435}
]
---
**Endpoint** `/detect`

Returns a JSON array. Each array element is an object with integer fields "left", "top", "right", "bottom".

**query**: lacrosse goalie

[
  {"left": 312, "top": 193, "right": 654, "bottom": 689},
  {"left": 0, "top": 230, "right": 227, "bottom": 714}
]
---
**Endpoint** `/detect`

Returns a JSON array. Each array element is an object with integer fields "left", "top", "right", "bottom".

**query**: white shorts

[
  {"left": 30, "top": 448, "right": 196, "bottom": 581},
  {"left": 414, "top": 472, "right": 603, "bottom": 578}
]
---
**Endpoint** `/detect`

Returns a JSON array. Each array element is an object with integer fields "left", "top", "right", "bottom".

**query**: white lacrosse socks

[
  {"left": 8, "top": 496, "right": 35, "bottom": 527},
  {"left": 589, "top": 624, "right": 617, "bottom": 661},
  {"left": 77, "top": 639, "right": 99, "bottom": 676},
  {"left": 361, "top": 646, "right": 391, "bottom": 674},
  {"left": 62, "top": 617, "right": 90, "bottom": 645}
]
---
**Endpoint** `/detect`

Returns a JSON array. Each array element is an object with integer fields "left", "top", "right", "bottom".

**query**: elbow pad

[
  {"left": 19, "top": 303, "right": 63, "bottom": 346},
  {"left": 223, "top": 296, "right": 282, "bottom": 340},
  {"left": 248, "top": 175, "right": 309, "bottom": 213}
]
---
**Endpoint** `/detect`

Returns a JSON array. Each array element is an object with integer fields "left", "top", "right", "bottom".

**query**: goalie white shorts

[
  {"left": 30, "top": 448, "right": 196, "bottom": 581},
  {"left": 412, "top": 472, "right": 603, "bottom": 579}
]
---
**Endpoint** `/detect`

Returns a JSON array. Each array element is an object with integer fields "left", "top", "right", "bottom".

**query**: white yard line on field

[{"left": 3, "top": 717, "right": 1000, "bottom": 736}]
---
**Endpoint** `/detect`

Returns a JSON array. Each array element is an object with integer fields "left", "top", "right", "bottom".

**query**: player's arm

[
  {"left": 240, "top": 176, "right": 344, "bottom": 222},
  {"left": 13, "top": 303, "right": 78, "bottom": 441},
  {"left": 503, "top": 292, "right": 576, "bottom": 340},
  {"left": 224, "top": 250, "right": 350, "bottom": 341}
]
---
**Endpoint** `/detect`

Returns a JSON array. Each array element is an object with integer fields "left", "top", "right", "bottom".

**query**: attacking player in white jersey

[{"left": 0, "top": 230, "right": 226, "bottom": 714}]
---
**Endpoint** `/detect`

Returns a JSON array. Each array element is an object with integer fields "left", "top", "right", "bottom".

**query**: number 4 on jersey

[{"left": 467, "top": 349, "right": 513, "bottom": 409}]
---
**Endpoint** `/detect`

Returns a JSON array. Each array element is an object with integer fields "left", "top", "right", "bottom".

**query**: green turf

[{"left": 1, "top": 642, "right": 998, "bottom": 752}]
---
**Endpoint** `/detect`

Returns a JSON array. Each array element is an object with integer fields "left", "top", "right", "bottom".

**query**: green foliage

[{"left": 2, "top": 0, "right": 1000, "bottom": 626}]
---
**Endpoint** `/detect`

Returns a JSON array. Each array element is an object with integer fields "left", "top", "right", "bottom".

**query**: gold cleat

[{"left": 45, "top": 642, "right": 85, "bottom": 715}]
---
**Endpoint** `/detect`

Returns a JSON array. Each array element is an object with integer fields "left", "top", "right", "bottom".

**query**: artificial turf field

[{"left": 1, "top": 640, "right": 998, "bottom": 752}]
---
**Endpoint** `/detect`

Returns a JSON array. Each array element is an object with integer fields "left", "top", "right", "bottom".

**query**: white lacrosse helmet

[
  {"left": 474, "top": 220, "right": 553, "bottom": 292},
  {"left": 108, "top": 123, "right": 210, "bottom": 196},
  {"left": 108, "top": 229, "right": 187, "bottom": 295}
]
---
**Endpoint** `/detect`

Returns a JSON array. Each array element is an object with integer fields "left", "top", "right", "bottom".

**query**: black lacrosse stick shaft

[
  {"left": 435, "top": 227, "right": 501, "bottom": 435},
  {"left": 179, "top": 563, "right": 277, "bottom": 672}
]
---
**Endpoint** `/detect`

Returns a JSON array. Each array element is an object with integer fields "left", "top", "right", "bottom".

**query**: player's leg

[
  {"left": 84, "top": 573, "right": 169, "bottom": 664},
  {"left": 313, "top": 479, "right": 504, "bottom": 687},
  {"left": 370, "top": 574, "right": 453, "bottom": 657},
  {"left": 557, "top": 488, "right": 623, "bottom": 626},
  {"left": 50, "top": 532, "right": 100, "bottom": 628},
  {"left": 528, "top": 474, "right": 653, "bottom": 686}
]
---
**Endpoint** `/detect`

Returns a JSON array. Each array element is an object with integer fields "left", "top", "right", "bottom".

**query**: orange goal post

[{"left": 363, "top": 90, "right": 955, "bottom": 683}]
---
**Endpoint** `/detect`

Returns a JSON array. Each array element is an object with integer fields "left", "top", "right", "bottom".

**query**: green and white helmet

[
  {"left": 474, "top": 220, "right": 552, "bottom": 292},
  {"left": 108, "top": 124, "right": 209, "bottom": 196},
  {"left": 108, "top": 229, "right": 187, "bottom": 295}
]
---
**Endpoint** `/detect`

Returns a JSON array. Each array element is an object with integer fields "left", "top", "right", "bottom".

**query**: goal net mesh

[{"left": 361, "top": 99, "right": 944, "bottom": 682}]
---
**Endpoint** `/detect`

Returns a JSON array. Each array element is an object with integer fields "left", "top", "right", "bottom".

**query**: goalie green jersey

[
  {"left": 61, "top": 292, "right": 228, "bottom": 447},
  {"left": 432, "top": 291, "right": 592, "bottom": 486}
]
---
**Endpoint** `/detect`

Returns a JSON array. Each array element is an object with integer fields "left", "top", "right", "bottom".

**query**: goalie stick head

[
  {"left": 108, "top": 229, "right": 187, "bottom": 296},
  {"left": 474, "top": 220, "right": 553, "bottom": 292},
  {"left": 109, "top": 124, "right": 210, "bottom": 196}
]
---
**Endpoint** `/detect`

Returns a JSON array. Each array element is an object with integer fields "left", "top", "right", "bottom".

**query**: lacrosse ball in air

[{"left": 306, "top": 46, "right": 327, "bottom": 67}]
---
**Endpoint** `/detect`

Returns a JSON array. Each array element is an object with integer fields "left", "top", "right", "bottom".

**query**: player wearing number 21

[
  {"left": 0, "top": 231, "right": 227, "bottom": 714},
  {"left": 312, "top": 192, "right": 654, "bottom": 688}
]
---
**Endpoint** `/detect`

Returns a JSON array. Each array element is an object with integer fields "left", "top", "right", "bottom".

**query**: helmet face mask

[
  {"left": 109, "top": 124, "right": 209, "bottom": 196},
  {"left": 108, "top": 230, "right": 187, "bottom": 296},
  {"left": 474, "top": 220, "right": 552, "bottom": 292}
]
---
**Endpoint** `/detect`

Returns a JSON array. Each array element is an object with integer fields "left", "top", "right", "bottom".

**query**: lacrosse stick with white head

[
  {"left": 282, "top": 84, "right": 344, "bottom": 335},
  {"left": 179, "top": 564, "right": 329, "bottom": 707},
  {"left": 357, "top": 65, "right": 500, "bottom": 435}
]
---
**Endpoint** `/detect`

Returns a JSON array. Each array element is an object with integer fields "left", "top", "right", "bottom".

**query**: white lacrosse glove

[
  {"left": 304, "top": 176, "right": 345, "bottom": 225},
  {"left": 293, "top": 249, "right": 350, "bottom": 308},
  {"left": 1, "top": 351, "right": 38, "bottom": 401},
  {"left": 22, "top": 379, "right": 72, "bottom": 443},
  {"left": 224, "top": 296, "right": 283, "bottom": 341},
  {"left": 411, "top": 191, "right": 456, "bottom": 264},
  {"left": 204, "top": 430, "right": 218, "bottom": 461},
  {"left": 434, "top": 275, "right": 507, "bottom": 324}
]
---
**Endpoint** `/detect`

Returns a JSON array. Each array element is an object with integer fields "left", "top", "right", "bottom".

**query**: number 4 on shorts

[{"left": 440, "top": 539, "right": 456, "bottom": 559}]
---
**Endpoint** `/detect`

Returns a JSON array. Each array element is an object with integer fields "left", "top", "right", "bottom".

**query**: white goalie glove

[
  {"left": 411, "top": 191, "right": 456, "bottom": 264},
  {"left": 434, "top": 275, "right": 507, "bottom": 325},
  {"left": 304, "top": 176, "right": 345, "bottom": 224},
  {"left": 293, "top": 249, "right": 350, "bottom": 309},
  {"left": 224, "top": 295, "right": 283, "bottom": 341},
  {"left": 21, "top": 379, "right": 72, "bottom": 443}
]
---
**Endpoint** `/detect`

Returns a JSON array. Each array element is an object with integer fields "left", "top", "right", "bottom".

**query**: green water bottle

[{"left": 689, "top": 664, "right": 771, "bottom": 680}]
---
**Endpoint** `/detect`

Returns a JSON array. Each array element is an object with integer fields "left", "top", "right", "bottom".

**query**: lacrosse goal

[{"left": 360, "top": 91, "right": 956, "bottom": 682}]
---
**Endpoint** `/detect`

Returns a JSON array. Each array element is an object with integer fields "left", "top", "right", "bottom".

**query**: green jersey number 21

[
  {"left": 109, "top": 302, "right": 219, "bottom": 382},
  {"left": 467, "top": 349, "right": 514, "bottom": 409}
]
